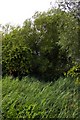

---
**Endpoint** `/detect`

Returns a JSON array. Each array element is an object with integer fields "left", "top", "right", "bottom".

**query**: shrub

[{"left": 2, "top": 29, "right": 33, "bottom": 79}]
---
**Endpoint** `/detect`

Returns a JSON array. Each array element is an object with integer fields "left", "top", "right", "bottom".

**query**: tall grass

[{"left": 1, "top": 76, "right": 79, "bottom": 119}]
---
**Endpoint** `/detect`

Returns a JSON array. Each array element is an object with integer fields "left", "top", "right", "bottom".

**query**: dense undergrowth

[
  {"left": 1, "top": 76, "right": 79, "bottom": 119},
  {"left": 1, "top": 5, "right": 80, "bottom": 119}
]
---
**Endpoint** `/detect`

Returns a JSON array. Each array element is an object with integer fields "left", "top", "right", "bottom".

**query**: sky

[{"left": 0, "top": 0, "right": 57, "bottom": 26}]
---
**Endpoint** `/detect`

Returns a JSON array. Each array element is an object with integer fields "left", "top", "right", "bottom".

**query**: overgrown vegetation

[
  {"left": 2, "top": 7, "right": 80, "bottom": 81},
  {"left": 1, "top": 1, "right": 80, "bottom": 119},
  {"left": 1, "top": 76, "right": 79, "bottom": 119}
]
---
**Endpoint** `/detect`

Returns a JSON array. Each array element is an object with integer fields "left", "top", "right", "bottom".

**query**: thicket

[{"left": 2, "top": 8, "right": 80, "bottom": 81}]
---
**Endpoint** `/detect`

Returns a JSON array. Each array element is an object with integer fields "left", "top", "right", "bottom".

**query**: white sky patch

[{"left": 0, "top": 0, "right": 56, "bottom": 26}]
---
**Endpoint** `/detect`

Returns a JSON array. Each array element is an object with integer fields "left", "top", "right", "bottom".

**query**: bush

[{"left": 2, "top": 29, "right": 33, "bottom": 79}]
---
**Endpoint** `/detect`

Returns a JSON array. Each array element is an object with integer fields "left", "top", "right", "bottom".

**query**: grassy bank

[{"left": 1, "top": 76, "right": 79, "bottom": 119}]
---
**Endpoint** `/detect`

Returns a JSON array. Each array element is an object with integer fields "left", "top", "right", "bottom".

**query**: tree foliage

[{"left": 2, "top": 8, "right": 79, "bottom": 81}]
